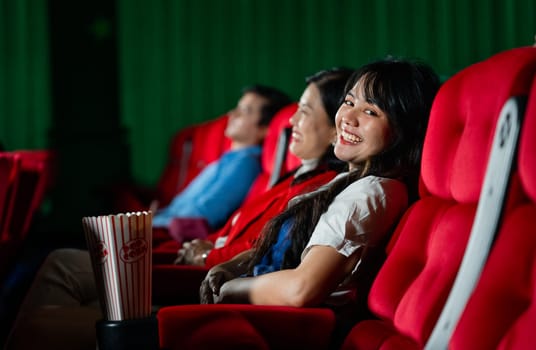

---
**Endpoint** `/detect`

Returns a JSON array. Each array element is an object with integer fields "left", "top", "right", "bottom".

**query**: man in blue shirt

[{"left": 152, "top": 85, "right": 291, "bottom": 231}]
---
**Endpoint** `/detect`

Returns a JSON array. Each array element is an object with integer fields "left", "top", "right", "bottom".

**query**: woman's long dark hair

[
  {"left": 249, "top": 59, "right": 440, "bottom": 272},
  {"left": 347, "top": 59, "right": 441, "bottom": 200}
]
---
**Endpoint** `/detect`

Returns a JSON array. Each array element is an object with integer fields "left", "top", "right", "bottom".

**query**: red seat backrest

[
  {"left": 155, "top": 115, "right": 231, "bottom": 206},
  {"left": 261, "top": 103, "right": 300, "bottom": 178},
  {"left": 6, "top": 150, "right": 56, "bottom": 240},
  {"left": 0, "top": 150, "right": 54, "bottom": 286},
  {"left": 448, "top": 69, "right": 536, "bottom": 349},
  {"left": 187, "top": 114, "right": 232, "bottom": 181},
  {"left": 0, "top": 152, "right": 21, "bottom": 241},
  {"left": 341, "top": 47, "right": 536, "bottom": 349},
  {"left": 241, "top": 103, "right": 299, "bottom": 204},
  {"left": 0, "top": 152, "right": 20, "bottom": 285},
  {"left": 154, "top": 125, "right": 196, "bottom": 206}
]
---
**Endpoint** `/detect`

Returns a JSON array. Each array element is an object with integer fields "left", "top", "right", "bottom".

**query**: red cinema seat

[
  {"left": 0, "top": 152, "right": 21, "bottom": 285},
  {"left": 0, "top": 152, "right": 20, "bottom": 240},
  {"left": 155, "top": 47, "right": 536, "bottom": 350},
  {"left": 113, "top": 114, "right": 231, "bottom": 213},
  {"left": 8, "top": 150, "right": 56, "bottom": 240},
  {"left": 112, "top": 125, "right": 196, "bottom": 213},
  {"left": 152, "top": 125, "right": 197, "bottom": 207},
  {"left": 178, "top": 115, "right": 232, "bottom": 201},
  {"left": 241, "top": 102, "right": 299, "bottom": 205},
  {"left": 0, "top": 150, "right": 55, "bottom": 286},
  {"left": 340, "top": 47, "right": 536, "bottom": 350},
  {"left": 448, "top": 65, "right": 536, "bottom": 350},
  {"left": 158, "top": 304, "right": 335, "bottom": 350}
]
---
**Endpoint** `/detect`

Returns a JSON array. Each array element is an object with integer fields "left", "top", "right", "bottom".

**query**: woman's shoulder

[{"left": 343, "top": 175, "right": 407, "bottom": 197}]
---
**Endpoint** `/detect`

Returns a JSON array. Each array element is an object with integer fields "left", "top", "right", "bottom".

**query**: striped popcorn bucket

[{"left": 82, "top": 211, "right": 153, "bottom": 321}]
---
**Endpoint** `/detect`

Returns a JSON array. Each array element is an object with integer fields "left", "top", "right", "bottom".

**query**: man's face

[{"left": 225, "top": 92, "right": 269, "bottom": 146}]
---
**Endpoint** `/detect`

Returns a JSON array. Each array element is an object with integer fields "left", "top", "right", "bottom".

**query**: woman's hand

[
  {"left": 199, "top": 249, "right": 255, "bottom": 303},
  {"left": 174, "top": 239, "right": 214, "bottom": 266},
  {"left": 212, "top": 277, "right": 254, "bottom": 304},
  {"left": 200, "top": 262, "right": 238, "bottom": 303}
]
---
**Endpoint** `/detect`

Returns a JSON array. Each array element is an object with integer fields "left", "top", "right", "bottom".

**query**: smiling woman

[
  {"left": 289, "top": 83, "right": 337, "bottom": 161},
  {"left": 335, "top": 83, "right": 393, "bottom": 171},
  {"left": 200, "top": 59, "right": 441, "bottom": 311}
]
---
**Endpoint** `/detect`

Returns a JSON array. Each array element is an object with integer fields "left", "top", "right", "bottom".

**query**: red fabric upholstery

[
  {"left": 0, "top": 150, "right": 55, "bottom": 286},
  {"left": 0, "top": 152, "right": 20, "bottom": 240},
  {"left": 341, "top": 47, "right": 536, "bottom": 350},
  {"left": 113, "top": 115, "right": 231, "bottom": 212},
  {"left": 0, "top": 152, "right": 21, "bottom": 285},
  {"left": 154, "top": 125, "right": 196, "bottom": 206},
  {"left": 158, "top": 304, "right": 335, "bottom": 350},
  {"left": 151, "top": 234, "right": 181, "bottom": 255},
  {"left": 241, "top": 103, "right": 299, "bottom": 204},
  {"left": 7, "top": 150, "right": 56, "bottom": 240},
  {"left": 157, "top": 115, "right": 231, "bottom": 207},
  {"left": 448, "top": 67, "right": 536, "bottom": 349}
]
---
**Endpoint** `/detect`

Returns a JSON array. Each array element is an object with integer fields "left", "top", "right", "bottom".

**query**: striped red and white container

[{"left": 82, "top": 211, "right": 153, "bottom": 321}]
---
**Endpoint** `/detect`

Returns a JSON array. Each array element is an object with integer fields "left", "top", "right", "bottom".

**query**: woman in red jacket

[{"left": 173, "top": 67, "right": 354, "bottom": 268}]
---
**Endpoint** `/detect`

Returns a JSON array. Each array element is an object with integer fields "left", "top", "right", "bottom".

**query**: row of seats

[
  {"left": 154, "top": 47, "right": 536, "bottom": 349},
  {"left": 0, "top": 150, "right": 55, "bottom": 288}
]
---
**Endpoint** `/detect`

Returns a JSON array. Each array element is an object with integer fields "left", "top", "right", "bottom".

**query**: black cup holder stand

[{"left": 96, "top": 314, "right": 159, "bottom": 350}]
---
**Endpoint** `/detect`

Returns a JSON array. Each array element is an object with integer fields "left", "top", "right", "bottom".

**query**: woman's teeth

[{"left": 341, "top": 130, "right": 362, "bottom": 144}]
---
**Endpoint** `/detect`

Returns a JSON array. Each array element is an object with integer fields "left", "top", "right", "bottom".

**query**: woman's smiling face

[
  {"left": 334, "top": 78, "right": 393, "bottom": 170},
  {"left": 289, "top": 83, "right": 336, "bottom": 161}
]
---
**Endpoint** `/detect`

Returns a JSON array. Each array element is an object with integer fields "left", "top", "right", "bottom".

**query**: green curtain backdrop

[
  {"left": 0, "top": 0, "right": 50, "bottom": 151},
  {"left": 117, "top": 0, "right": 535, "bottom": 187},
  {"left": 0, "top": 0, "right": 534, "bottom": 226}
]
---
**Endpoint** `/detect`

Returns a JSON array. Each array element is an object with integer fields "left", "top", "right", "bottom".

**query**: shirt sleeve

[
  {"left": 301, "top": 176, "right": 408, "bottom": 263},
  {"left": 152, "top": 148, "right": 261, "bottom": 229}
]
